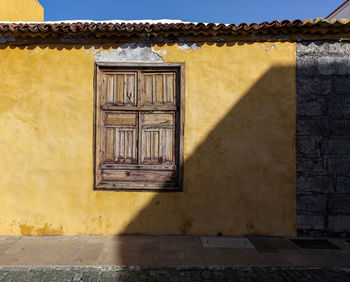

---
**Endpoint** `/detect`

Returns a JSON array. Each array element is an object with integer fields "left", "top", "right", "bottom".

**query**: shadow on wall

[
  {"left": 111, "top": 65, "right": 296, "bottom": 264},
  {"left": 123, "top": 65, "right": 296, "bottom": 235}
]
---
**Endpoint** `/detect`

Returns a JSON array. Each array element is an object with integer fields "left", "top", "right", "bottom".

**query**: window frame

[{"left": 93, "top": 62, "right": 185, "bottom": 192}]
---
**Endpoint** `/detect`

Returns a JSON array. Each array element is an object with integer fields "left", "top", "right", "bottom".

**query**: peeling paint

[
  {"left": 95, "top": 44, "right": 164, "bottom": 63},
  {"left": 151, "top": 47, "right": 167, "bottom": 56},
  {"left": 29, "top": 49, "right": 39, "bottom": 56},
  {"left": 177, "top": 43, "right": 201, "bottom": 51},
  {"left": 260, "top": 43, "right": 276, "bottom": 51},
  {"left": 28, "top": 48, "right": 48, "bottom": 56},
  {"left": 85, "top": 46, "right": 99, "bottom": 59}
]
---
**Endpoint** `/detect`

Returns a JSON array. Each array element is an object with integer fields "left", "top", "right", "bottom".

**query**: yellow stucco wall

[
  {"left": 0, "top": 42, "right": 296, "bottom": 236},
  {"left": 0, "top": 0, "right": 43, "bottom": 21}
]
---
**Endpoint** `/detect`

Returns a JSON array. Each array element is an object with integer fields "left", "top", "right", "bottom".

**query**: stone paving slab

[
  {"left": 0, "top": 236, "right": 348, "bottom": 268},
  {"left": 247, "top": 237, "right": 299, "bottom": 252},
  {"left": 200, "top": 238, "right": 255, "bottom": 249},
  {"left": 0, "top": 266, "right": 349, "bottom": 281}
]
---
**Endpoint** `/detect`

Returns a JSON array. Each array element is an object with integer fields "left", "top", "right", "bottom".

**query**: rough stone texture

[
  {"left": 296, "top": 175, "right": 332, "bottom": 193},
  {"left": 0, "top": 267, "right": 348, "bottom": 282},
  {"left": 296, "top": 41, "right": 350, "bottom": 236},
  {"left": 336, "top": 176, "right": 350, "bottom": 193},
  {"left": 328, "top": 215, "right": 350, "bottom": 232},
  {"left": 332, "top": 120, "right": 350, "bottom": 136},
  {"left": 296, "top": 194, "right": 328, "bottom": 213},
  {"left": 297, "top": 213, "right": 326, "bottom": 230}
]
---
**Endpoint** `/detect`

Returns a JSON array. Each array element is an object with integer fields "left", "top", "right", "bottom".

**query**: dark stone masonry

[{"left": 296, "top": 40, "right": 350, "bottom": 236}]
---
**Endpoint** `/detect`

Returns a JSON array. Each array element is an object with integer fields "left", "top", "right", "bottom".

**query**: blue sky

[{"left": 39, "top": 0, "right": 344, "bottom": 24}]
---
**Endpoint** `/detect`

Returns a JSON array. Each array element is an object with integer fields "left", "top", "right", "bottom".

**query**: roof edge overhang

[{"left": 1, "top": 18, "right": 350, "bottom": 44}]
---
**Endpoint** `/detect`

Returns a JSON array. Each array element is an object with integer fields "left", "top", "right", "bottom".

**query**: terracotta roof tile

[{"left": 0, "top": 18, "right": 349, "bottom": 38}]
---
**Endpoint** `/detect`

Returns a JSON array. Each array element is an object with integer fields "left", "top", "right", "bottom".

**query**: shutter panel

[
  {"left": 141, "top": 72, "right": 176, "bottom": 106},
  {"left": 105, "top": 72, "right": 137, "bottom": 106},
  {"left": 140, "top": 112, "right": 175, "bottom": 165},
  {"left": 103, "top": 112, "right": 137, "bottom": 164}
]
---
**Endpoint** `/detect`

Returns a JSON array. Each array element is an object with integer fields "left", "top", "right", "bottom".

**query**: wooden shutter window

[{"left": 95, "top": 64, "right": 184, "bottom": 191}]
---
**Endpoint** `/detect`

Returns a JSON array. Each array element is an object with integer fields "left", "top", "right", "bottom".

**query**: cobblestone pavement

[{"left": 0, "top": 267, "right": 349, "bottom": 282}]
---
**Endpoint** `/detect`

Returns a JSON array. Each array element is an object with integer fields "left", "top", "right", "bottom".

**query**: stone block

[
  {"left": 296, "top": 137, "right": 319, "bottom": 155},
  {"left": 321, "top": 138, "right": 350, "bottom": 155},
  {"left": 327, "top": 157, "right": 350, "bottom": 174},
  {"left": 334, "top": 76, "right": 350, "bottom": 95},
  {"left": 200, "top": 237, "right": 255, "bottom": 248},
  {"left": 296, "top": 213, "right": 325, "bottom": 230},
  {"left": 331, "top": 119, "right": 350, "bottom": 136},
  {"left": 190, "top": 271, "right": 201, "bottom": 281},
  {"left": 296, "top": 41, "right": 329, "bottom": 55},
  {"left": 296, "top": 42, "right": 314, "bottom": 55},
  {"left": 296, "top": 193, "right": 328, "bottom": 213},
  {"left": 297, "top": 77, "right": 332, "bottom": 98},
  {"left": 329, "top": 196, "right": 350, "bottom": 213},
  {"left": 296, "top": 156, "right": 324, "bottom": 172},
  {"left": 335, "top": 57, "right": 350, "bottom": 75},
  {"left": 297, "top": 99, "right": 325, "bottom": 116},
  {"left": 317, "top": 57, "right": 350, "bottom": 75},
  {"left": 328, "top": 42, "right": 350, "bottom": 54},
  {"left": 296, "top": 175, "right": 333, "bottom": 193},
  {"left": 335, "top": 176, "right": 350, "bottom": 193},
  {"left": 328, "top": 215, "right": 350, "bottom": 232},
  {"left": 296, "top": 118, "right": 329, "bottom": 136},
  {"left": 201, "top": 271, "right": 211, "bottom": 279},
  {"left": 328, "top": 96, "right": 350, "bottom": 117},
  {"left": 212, "top": 271, "right": 225, "bottom": 279},
  {"left": 296, "top": 56, "right": 318, "bottom": 77},
  {"left": 317, "top": 56, "right": 336, "bottom": 75}
]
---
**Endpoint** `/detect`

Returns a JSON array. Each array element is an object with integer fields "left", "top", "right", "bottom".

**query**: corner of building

[{"left": 0, "top": 0, "right": 44, "bottom": 22}]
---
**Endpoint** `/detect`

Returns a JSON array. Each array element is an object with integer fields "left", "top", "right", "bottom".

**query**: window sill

[{"left": 94, "top": 183, "right": 182, "bottom": 192}]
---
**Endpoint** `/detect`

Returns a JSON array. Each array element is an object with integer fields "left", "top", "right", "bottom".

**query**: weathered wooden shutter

[
  {"left": 95, "top": 66, "right": 183, "bottom": 191},
  {"left": 103, "top": 112, "right": 137, "bottom": 164},
  {"left": 140, "top": 113, "right": 175, "bottom": 165},
  {"left": 141, "top": 72, "right": 176, "bottom": 106},
  {"left": 105, "top": 72, "right": 137, "bottom": 105}
]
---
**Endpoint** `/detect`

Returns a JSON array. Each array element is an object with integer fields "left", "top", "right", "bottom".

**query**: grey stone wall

[{"left": 296, "top": 41, "right": 350, "bottom": 236}]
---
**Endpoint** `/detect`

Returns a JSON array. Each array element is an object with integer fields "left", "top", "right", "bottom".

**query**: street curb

[{"left": 0, "top": 266, "right": 349, "bottom": 272}]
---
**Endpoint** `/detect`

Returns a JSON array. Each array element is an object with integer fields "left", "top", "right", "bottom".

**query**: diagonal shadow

[{"left": 112, "top": 65, "right": 297, "bottom": 265}]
